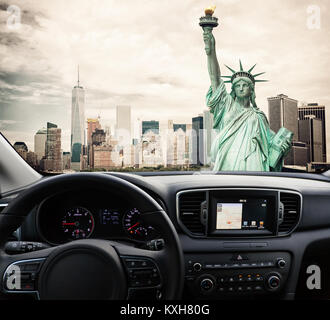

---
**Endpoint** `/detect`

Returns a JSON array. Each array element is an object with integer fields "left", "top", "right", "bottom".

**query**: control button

[
  {"left": 232, "top": 254, "right": 248, "bottom": 261},
  {"left": 246, "top": 275, "right": 253, "bottom": 282},
  {"left": 267, "top": 275, "right": 281, "bottom": 290},
  {"left": 255, "top": 275, "right": 264, "bottom": 282},
  {"left": 277, "top": 259, "right": 286, "bottom": 269},
  {"left": 250, "top": 262, "right": 258, "bottom": 267},
  {"left": 218, "top": 286, "right": 226, "bottom": 293},
  {"left": 237, "top": 286, "right": 243, "bottom": 292},
  {"left": 254, "top": 286, "right": 263, "bottom": 292},
  {"left": 228, "top": 287, "right": 234, "bottom": 292},
  {"left": 246, "top": 286, "right": 252, "bottom": 292},
  {"left": 218, "top": 277, "right": 226, "bottom": 284},
  {"left": 204, "top": 264, "right": 214, "bottom": 269},
  {"left": 237, "top": 275, "right": 244, "bottom": 282},
  {"left": 185, "top": 276, "right": 195, "bottom": 282},
  {"left": 193, "top": 263, "right": 202, "bottom": 272},
  {"left": 200, "top": 278, "right": 214, "bottom": 292}
]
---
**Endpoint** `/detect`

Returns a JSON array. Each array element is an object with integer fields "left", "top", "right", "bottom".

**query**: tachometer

[
  {"left": 123, "top": 208, "right": 155, "bottom": 240},
  {"left": 61, "top": 207, "right": 94, "bottom": 240}
]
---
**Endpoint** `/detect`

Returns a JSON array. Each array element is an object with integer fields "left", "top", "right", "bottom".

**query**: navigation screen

[{"left": 216, "top": 198, "right": 268, "bottom": 230}]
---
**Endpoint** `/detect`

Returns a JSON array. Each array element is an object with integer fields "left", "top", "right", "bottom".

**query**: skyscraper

[
  {"left": 142, "top": 120, "right": 159, "bottom": 135},
  {"left": 34, "top": 128, "right": 47, "bottom": 161},
  {"left": 192, "top": 115, "right": 204, "bottom": 166},
  {"left": 268, "top": 94, "right": 299, "bottom": 141},
  {"left": 298, "top": 118, "right": 323, "bottom": 162},
  {"left": 203, "top": 109, "right": 214, "bottom": 165},
  {"left": 298, "top": 103, "right": 326, "bottom": 162},
  {"left": 71, "top": 67, "right": 85, "bottom": 171},
  {"left": 87, "top": 118, "right": 101, "bottom": 167},
  {"left": 43, "top": 122, "right": 62, "bottom": 172},
  {"left": 116, "top": 105, "right": 131, "bottom": 147}
]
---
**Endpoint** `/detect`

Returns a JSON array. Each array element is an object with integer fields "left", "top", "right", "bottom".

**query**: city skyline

[{"left": 0, "top": 0, "right": 330, "bottom": 154}]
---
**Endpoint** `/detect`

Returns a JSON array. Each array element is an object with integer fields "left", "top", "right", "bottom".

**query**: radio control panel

[{"left": 184, "top": 252, "right": 291, "bottom": 298}]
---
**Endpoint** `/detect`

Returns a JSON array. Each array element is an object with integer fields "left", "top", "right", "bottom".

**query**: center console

[
  {"left": 184, "top": 252, "right": 291, "bottom": 298},
  {"left": 177, "top": 188, "right": 302, "bottom": 299}
]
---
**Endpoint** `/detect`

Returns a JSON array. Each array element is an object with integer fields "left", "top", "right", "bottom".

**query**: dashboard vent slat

[
  {"left": 279, "top": 192, "right": 301, "bottom": 233},
  {"left": 178, "top": 191, "right": 206, "bottom": 235}
]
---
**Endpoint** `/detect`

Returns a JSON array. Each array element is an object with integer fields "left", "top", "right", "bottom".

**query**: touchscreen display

[{"left": 216, "top": 198, "right": 268, "bottom": 230}]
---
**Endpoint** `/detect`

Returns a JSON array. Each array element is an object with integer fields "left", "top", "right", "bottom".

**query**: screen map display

[{"left": 216, "top": 198, "right": 268, "bottom": 230}]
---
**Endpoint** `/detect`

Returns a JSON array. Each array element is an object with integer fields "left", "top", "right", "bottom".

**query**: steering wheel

[{"left": 0, "top": 173, "right": 184, "bottom": 300}]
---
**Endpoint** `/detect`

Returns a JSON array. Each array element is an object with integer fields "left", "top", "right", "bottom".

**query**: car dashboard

[{"left": 1, "top": 171, "right": 330, "bottom": 300}]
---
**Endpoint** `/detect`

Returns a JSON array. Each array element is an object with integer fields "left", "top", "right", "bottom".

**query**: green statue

[{"left": 200, "top": 7, "right": 293, "bottom": 172}]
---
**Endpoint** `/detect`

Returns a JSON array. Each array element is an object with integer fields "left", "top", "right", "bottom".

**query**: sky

[{"left": 0, "top": 0, "right": 329, "bottom": 152}]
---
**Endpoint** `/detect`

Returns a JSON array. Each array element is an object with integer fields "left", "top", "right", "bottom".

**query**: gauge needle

[
  {"left": 62, "top": 222, "right": 76, "bottom": 226},
  {"left": 127, "top": 222, "right": 140, "bottom": 231}
]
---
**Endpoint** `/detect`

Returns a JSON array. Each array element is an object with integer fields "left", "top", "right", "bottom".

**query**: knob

[
  {"left": 193, "top": 263, "right": 202, "bottom": 272},
  {"left": 267, "top": 275, "right": 281, "bottom": 290},
  {"left": 200, "top": 278, "right": 214, "bottom": 291},
  {"left": 277, "top": 259, "right": 286, "bottom": 269}
]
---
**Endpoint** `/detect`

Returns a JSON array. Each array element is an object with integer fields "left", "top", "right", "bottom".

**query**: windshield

[{"left": 1, "top": 0, "right": 330, "bottom": 175}]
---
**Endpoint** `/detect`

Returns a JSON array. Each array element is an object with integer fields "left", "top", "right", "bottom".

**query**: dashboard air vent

[
  {"left": 279, "top": 192, "right": 301, "bottom": 233},
  {"left": 178, "top": 191, "right": 206, "bottom": 235}
]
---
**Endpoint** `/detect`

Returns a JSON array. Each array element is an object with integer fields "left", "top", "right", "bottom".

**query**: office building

[
  {"left": 34, "top": 128, "right": 47, "bottom": 161},
  {"left": 116, "top": 105, "right": 131, "bottom": 146},
  {"left": 285, "top": 141, "right": 309, "bottom": 166},
  {"left": 298, "top": 103, "right": 326, "bottom": 162},
  {"left": 13, "top": 142, "right": 28, "bottom": 161},
  {"left": 268, "top": 94, "right": 299, "bottom": 141},
  {"left": 87, "top": 118, "right": 101, "bottom": 145},
  {"left": 142, "top": 120, "right": 159, "bottom": 135},
  {"left": 71, "top": 68, "right": 85, "bottom": 171},
  {"left": 192, "top": 115, "right": 204, "bottom": 166},
  {"left": 203, "top": 109, "right": 214, "bottom": 165},
  {"left": 43, "top": 122, "right": 62, "bottom": 172},
  {"left": 298, "top": 118, "right": 323, "bottom": 162}
]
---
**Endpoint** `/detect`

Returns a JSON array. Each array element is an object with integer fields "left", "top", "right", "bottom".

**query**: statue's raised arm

[{"left": 203, "top": 27, "right": 221, "bottom": 92}]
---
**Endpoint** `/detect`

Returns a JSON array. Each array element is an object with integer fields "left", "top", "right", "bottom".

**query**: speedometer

[
  {"left": 61, "top": 207, "right": 94, "bottom": 240},
  {"left": 123, "top": 208, "right": 155, "bottom": 241}
]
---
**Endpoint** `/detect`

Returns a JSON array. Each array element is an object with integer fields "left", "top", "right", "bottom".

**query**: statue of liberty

[{"left": 200, "top": 7, "right": 293, "bottom": 172}]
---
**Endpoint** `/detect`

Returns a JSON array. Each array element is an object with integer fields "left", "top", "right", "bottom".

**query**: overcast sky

[{"left": 0, "top": 0, "right": 329, "bottom": 152}]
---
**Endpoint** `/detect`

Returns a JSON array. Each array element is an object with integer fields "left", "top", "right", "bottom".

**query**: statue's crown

[{"left": 222, "top": 60, "right": 268, "bottom": 84}]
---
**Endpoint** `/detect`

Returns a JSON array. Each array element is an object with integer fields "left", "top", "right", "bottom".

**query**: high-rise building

[
  {"left": 89, "top": 129, "right": 106, "bottom": 168},
  {"left": 62, "top": 152, "right": 71, "bottom": 170},
  {"left": 87, "top": 118, "right": 101, "bottom": 145},
  {"left": 298, "top": 103, "right": 326, "bottom": 162},
  {"left": 268, "top": 94, "right": 299, "bottom": 141},
  {"left": 173, "top": 124, "right": 186, "bottom": 132},
  {"left": 203, "top": 109, "right": 214, "bottom": 166},
  {"left": 298, "top": 118, "right": 323, "bottom": 162},
  {"left": 192, "top": 115, "right": 204, "bottom": 166},
  {"left": 285, "top": 141, "right": 309, "bottom": 166},
  {"left": 116, "top": 105, "right": 131, "bottom": 147},
  {"left": 34, "top": 128, "right": 47, "bottom": 161},
  {"left": 43, "top": 122, "right": 62, "bottom": 172},
  {"left": 71, "top": 67, "right": 85, "bottom": 171},
  {"left": 142, "top": 120, "right": 159, "bottom": 135},
  {"left": 87, "top": 118, "right": 101, "bottom": 167},
  {"left": 13, "top": 142, "right": 28, "bottom": 161}
]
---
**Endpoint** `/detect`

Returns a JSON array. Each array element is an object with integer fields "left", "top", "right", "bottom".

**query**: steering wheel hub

[{"left": 38, "top": 240, "right": 126, "bottom": 300}]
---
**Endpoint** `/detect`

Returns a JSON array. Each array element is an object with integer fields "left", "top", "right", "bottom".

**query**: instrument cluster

[{"left": 37, "top": 191, "right": 159, "bottom": 245}]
